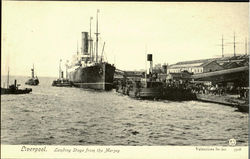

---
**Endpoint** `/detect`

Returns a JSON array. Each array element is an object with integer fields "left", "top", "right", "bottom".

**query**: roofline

[{"left": 191, "top": 66, "right": 248, "bottom": 79}]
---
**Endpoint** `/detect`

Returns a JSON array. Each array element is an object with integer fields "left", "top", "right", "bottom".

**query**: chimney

[
  {"left": 82, "top": 32, "right": 89, "bottom": 55},
  {"left": 147, "top": 54, "right": 153, "bottom": 74},
  {"left": 14, "top": 79, "right": 17, "bottom": 88},
  {"left": 162, "top": 64, "right": 167, "bottom": 74}
]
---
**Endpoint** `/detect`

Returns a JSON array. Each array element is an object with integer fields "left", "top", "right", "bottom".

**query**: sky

[{"left": 2, "top": 1, "right": 249, "bottom": 77}]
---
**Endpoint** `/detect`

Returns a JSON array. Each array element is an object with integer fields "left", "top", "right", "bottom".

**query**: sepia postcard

[{"left": 1, "top": 1, "right": 249, "bottom": 159}]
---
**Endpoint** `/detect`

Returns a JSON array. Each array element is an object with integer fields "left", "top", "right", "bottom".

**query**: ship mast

[
  {"left": 221, "top": 35, "right": 224, "bottom": 58},
  {"left": 245, "top": 37, "right": 248, "bottom": 55},
  {"left": 144, "top": 45, "right": 147, "bottom": 88},
  {"left": 226, "top": 32, "right": 241, "bottom": 57},
  {"left": 7, "top": 67, "right": 9, "bottom": 88},
  {"left": 77, "top": 40, "right": 79, "bottom": 55},
  {"left": 59, "top": 59, "right": 62, "bottom": 79},
  {"left": 89, "top": 17, "right": 93, "bottom": 62},
  {"left": 32, "top": 64, "right": 34, "bottom": 78},
  {"left": 65, "top": 60, "right": 69, "bottom": 79},
  {"left": 233, "top": 32, "right": 236, "bottom": 57},
  {"left": 101, "top": 42, "right": 105, "bottom": 62},
  {"left": 95, "top": 9, "right": 100, "bottom": 63}
]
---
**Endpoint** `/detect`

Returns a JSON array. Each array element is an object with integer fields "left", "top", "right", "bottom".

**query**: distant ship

[
  {"left": 67, "top": 10, "right": 115, "bottom": 91},
  {"left": 52, "top": 60, "right": 72, "bottom": 87},
  {"left": 25, "top": 65, "right": 39, "bottom": 86}
]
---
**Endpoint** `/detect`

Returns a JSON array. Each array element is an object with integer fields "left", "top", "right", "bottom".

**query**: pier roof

[
  {"left": 169, "top": 55, "right": 249, "bottom": 69},
  {"left": 191, "top": 66, "right": 249, "bottom": 79}
]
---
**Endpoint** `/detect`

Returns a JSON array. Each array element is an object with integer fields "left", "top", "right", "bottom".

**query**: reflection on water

[{"left": 1, "top": 76, "right": 248, "bottom": 145}]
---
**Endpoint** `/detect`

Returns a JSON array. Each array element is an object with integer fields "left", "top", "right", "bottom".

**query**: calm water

[{"left": 1, "top": 76, "right": 248, "bottom": 146}]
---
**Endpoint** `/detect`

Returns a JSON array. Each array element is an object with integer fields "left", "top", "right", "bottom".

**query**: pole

[
  {"left": 93, "top": 42, "right": 96, "bottom": 61},
  {"left": 145, "top": 45, "right": 147, "bottom": 88},
  {"left": 65, "top": 64, "right": 68, "bottom": 79},
  {"left": 95, "top": 9, "right": 100, "bottom": 63},
  {"left": 222, "top": 35, "right": 224, "bottom": 58},
  {"left": 245, "top": 37, "right": 248, "bottom": 55},
  {"left": 59, "top": 59, "right": 62, "bottom": 79},
  {"left": 14, "top": 79, "right": 17, "bottom": 88},
  {"left": 103, "top": 63, "right": 105, "bottom": 90},
  {"left": 89, "top": 17, "right": 93, "bottom": 61},
  {"left": 233, "top": 32, "right": 236, "bottom": 57},
  {"left": 7, "top": 67, "right": 9, "bottom": 88},
  {"left": 101, "top": 42, "right": 105, "bottom": 62},
  {"left": 150, "top": 61, "right": 153, "bottom": 74},
  {"left": 77, "top": 41, "right": 79, "bottom": 55},
  {"left": 32, "top": 64, "right": 34, "bottom": 78}
]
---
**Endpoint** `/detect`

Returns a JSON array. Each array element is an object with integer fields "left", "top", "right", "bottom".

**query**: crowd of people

[
  {"left": 114, "top": 75, "right": 249, "bottom": 100},
  {"left": 164, "top": 79, "right": 249, "bottom": 99}
]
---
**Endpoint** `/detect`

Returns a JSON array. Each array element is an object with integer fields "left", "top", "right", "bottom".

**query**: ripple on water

[{"left": 1, "top": 76, "right": 249, "bottom": 146}]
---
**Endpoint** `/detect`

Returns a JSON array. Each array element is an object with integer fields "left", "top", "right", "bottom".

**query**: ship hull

[
  {"left": 25, "top": 78, "right": 39, "bottom": 86},
  {"left": 68, "top": 63, "right": 115, "bottom": 91},
  {"left": 1, "top": 88, "right": 32, "bottom": 95}
]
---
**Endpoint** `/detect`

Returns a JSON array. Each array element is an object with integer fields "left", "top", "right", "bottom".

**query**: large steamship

[{"left": 67, "top": 10, "right": 115, "bottom": 91}]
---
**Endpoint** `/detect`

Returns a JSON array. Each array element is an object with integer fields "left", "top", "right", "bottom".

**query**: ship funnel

[
  {"left": 162, "top": 64, "right": 167, "bottom": 74},
  {"left": 31, "top": 67, "right": 34, "bottom": 78},
  {"left": 147, "top": 54, "right": 153, "bottom": 74},
  {"left": 61, "top": 71, "right": 64, "bottom": 79},
  {"left": 82, "top": 32, "right": 89, "bottom": 55}
]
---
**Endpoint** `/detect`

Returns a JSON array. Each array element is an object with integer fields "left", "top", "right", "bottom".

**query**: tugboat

[
  {"left": 1, "top": 68, "right": 32, "bottom": 95},
  {"left": 1, "top": 80, "right": 32, "bottom": 95},
  {"left": 52, "top": 60, "right": 72, "bottom": 87},
  {"left": 52, "top": 78, "right": 72, "bottom": 87},
  {"left": 25, "top": 64, "right": 39, "bottom": 86},
  {"left": 126, "top": 54, "right": 164, "bottom": 99},
  {"left": 127, "top": 78, "right": 163, "bottom": 99}
]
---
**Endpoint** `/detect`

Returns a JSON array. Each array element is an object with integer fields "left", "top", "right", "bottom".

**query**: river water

[{"left": 1, "top": 76, "right": 248, "bottom": 146}]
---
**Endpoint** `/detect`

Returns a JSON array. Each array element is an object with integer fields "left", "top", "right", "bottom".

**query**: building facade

[{"left": 168, "top": 60, "right": 224, "bottom": 74}]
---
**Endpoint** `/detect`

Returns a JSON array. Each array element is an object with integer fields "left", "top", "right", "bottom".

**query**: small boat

[
  {"left": 25, "top": 65, "right": 39, "bottom": 86},
  {"left": 52, "top": 79, "right": 72, "bottom": 87},
  {"left": 52, "top": 60, "right": 72, "bottom": 87},
  {"left": 1, "top": 85, "right": 32, "bottom": 94}
]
